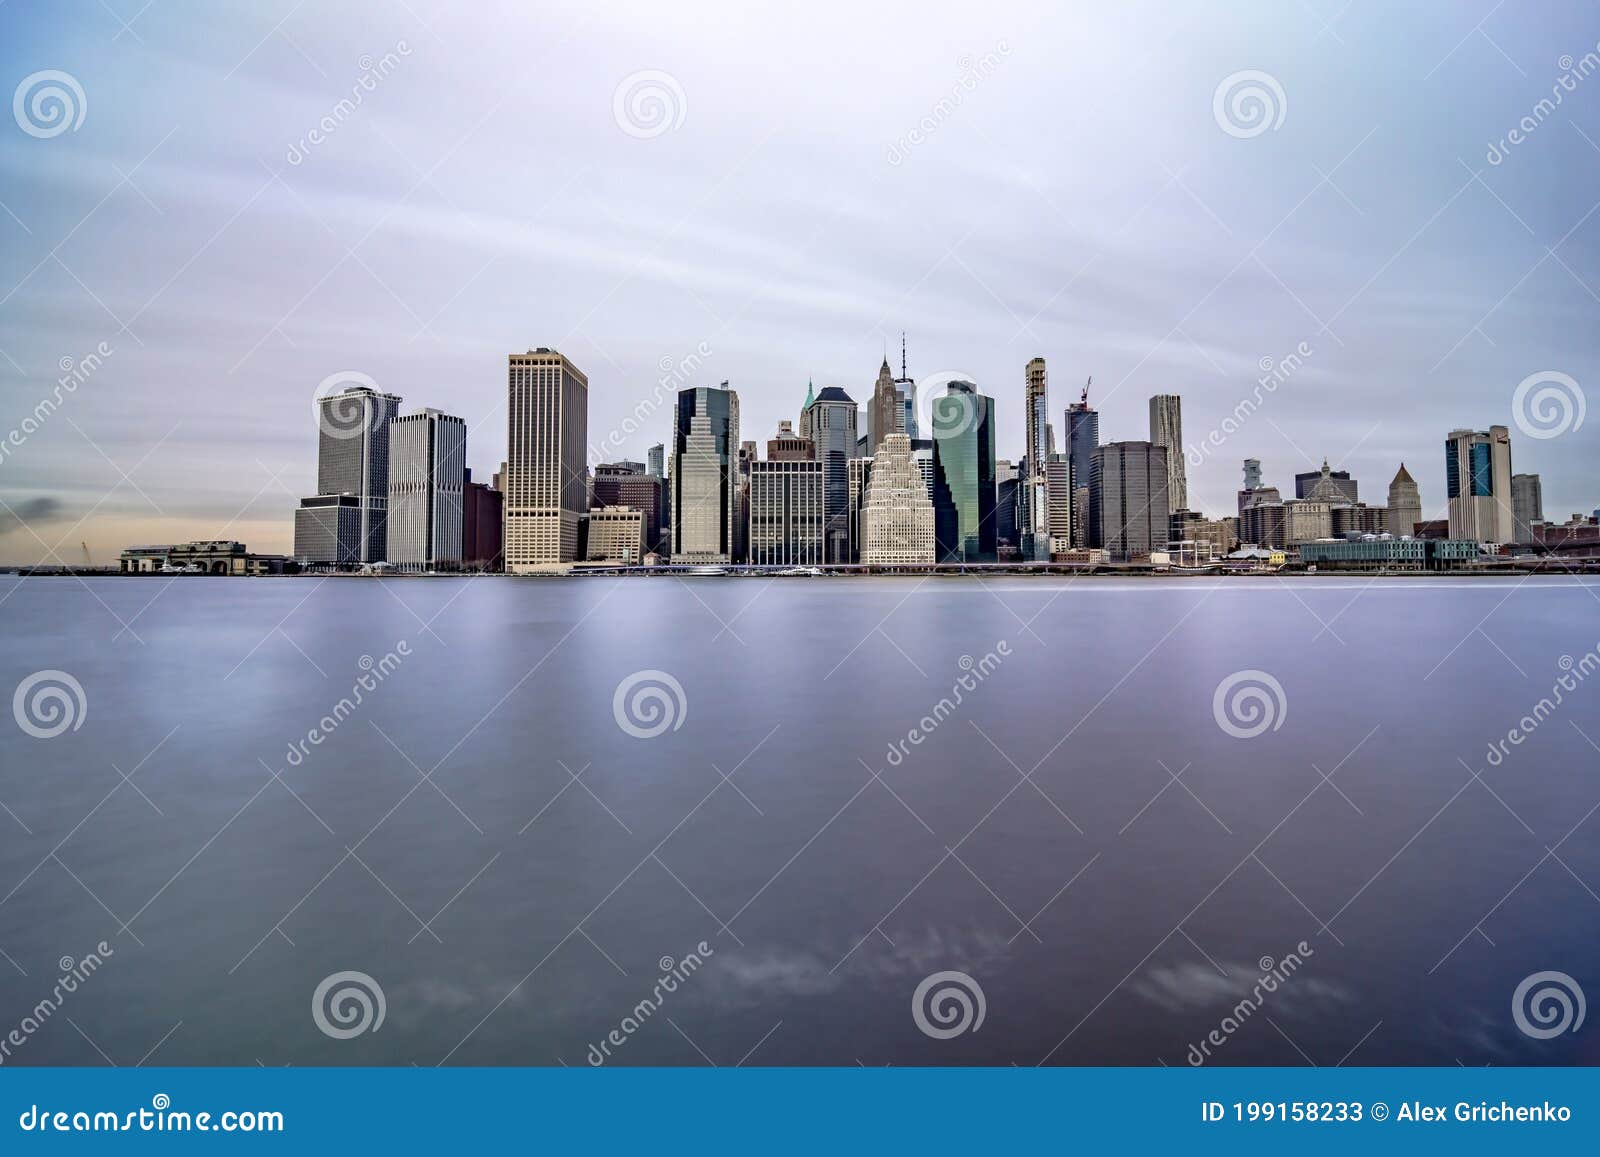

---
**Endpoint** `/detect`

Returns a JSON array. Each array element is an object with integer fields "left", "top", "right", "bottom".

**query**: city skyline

[{"left": 2, "top": 3, "right": 1597, "bottom": 564}]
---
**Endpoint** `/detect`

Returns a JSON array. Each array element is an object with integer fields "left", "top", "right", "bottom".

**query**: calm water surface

[{"left": 2, "top": 575, "right": 1598, "bottom": 1066}]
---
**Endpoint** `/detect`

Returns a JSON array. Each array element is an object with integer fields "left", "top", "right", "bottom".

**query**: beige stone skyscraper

[
  {"left": 505, "top": 348, "right": 588, "bottom": 572},
  {"left": 1386, "top": 463, "right": 1422, "bottom": 536},
  {"left": 859, "top": 433, "right": 934, "bottom": 564},
  {"left": 869, "top": 355, "right": 899, "bottom": 453}
]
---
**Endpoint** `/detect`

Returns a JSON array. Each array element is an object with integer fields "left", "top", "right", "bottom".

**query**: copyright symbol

[{"left": 1370, "top": 1102, "right": 1389, "bottom": 1121}]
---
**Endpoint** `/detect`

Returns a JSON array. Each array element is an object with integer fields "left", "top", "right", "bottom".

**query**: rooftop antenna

[{"left": 900, "top": 331, "right": 907, "bottom": 379}]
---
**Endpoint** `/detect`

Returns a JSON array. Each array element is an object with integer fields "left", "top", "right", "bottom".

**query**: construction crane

[
  {"left": 80, "top": 542, "right": 91, "bottom": 571},
  {"left": 1079, "top": 376, "right": 1092, "bottom": 406}
]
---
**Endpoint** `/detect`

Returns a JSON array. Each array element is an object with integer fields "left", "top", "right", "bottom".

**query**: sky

[{"left": 0, "top": 0, "right": 1596, "bottom": 563}]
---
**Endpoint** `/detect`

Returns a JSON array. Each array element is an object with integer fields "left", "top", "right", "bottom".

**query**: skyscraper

[
  {"left": 859, "top": 433, "right": 934, "bottom": 565},
  {"left": 505, "top": 348, "right": 588, "bottom": 572},
  {"left": 1046, "top": 452, "right": 1072, "bottom": 546},
  {"left": 802, "top": 386, "right": 857, "bottom": 563},
  {"left": 1065, "top": 384, "right": 1098, "bottom": 546},
  {"left": 1295, "top": 465, "right": 1357, "bottom": 503},
  {"left": 1023, "top": 358, "right": 1051, "bottom": 559},
  {"left": 647, "top": 443, "right": 665, "bottom": 479},
  {"left": 1242, "top": 458, "right": 1263, "bottom": 491},
  {"left": 294, "top": 382, "right": 402, "bottom": 565},
  {"left": 1091, "top": 441, "right": 1170, "bottom": 561},
  {"left": 1386, "top": 463, "right": 1422, "bottom": 537},
  {"left": 671, "top": 384, "right": 739, "bottom": 563},
  {"left": 461, "top": 467, "right": 504, "bottom": 571},
  {"left": 870, "top": 356, "right": 900, "bottom": 453},
  {"left": 930, "top": 380, "right": 997, "bottom": 562},
  {"left": 1511, "top": 472, "right": 1543, "bottom": 544},
  {"left": 894, "top": 335, "right": 917, "bottom": 440},
  {"left": 593, "top": 462, "right": 667, "bottom": 554},
  {"left": 1445, "top": 425, "right": 1514, "bottom": 543},
  {"left": 387, "top": 408, "right": 466, "bottom": 572},
  {"left": 1148, "top": 394, "right": 1187, "bottom": 514},
  {"left": 748, "top": 457, "right": 824, "bottom": 565}
]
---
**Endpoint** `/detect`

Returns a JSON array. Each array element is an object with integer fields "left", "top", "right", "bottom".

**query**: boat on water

[{"left": 684, "top": 565, "right": 729, "bottom": 576}]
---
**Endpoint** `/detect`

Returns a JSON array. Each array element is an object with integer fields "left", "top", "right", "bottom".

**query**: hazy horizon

[{"left": 2, "top": 1, "right": 1597, "bottom": 563}]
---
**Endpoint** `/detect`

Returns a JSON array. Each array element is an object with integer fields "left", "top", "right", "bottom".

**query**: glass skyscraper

[
  {"left": 670, "top": 384, "right": 740, "bottom": 563},
  {"left": 930, "top": 380, "right": 996, "bottom": 562}
]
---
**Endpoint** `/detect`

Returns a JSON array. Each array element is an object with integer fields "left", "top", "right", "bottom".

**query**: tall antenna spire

[{"left": 900, "top": 331, "right": 907, "bottom": 379}]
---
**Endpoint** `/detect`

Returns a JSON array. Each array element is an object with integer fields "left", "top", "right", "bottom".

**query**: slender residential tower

[
  {"left": 1023, "top": 358, "right": 1050, "bottom": 559},
  {"left": 1148, "top": 394, "right": 1187, "bottom": 515},
  {"left": 1065, "top": 379, "right": 1099, "bottom": 546},
  {"left": 505, "top": 348, "right": 588, "bottom": 571}
]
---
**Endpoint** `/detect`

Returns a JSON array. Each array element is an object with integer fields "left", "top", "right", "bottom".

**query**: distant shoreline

[{"left": 10, "top": 566, "right": 1597, "bottom": 580}]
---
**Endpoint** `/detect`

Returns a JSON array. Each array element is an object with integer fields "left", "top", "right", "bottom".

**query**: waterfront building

[
  {"left": 1386, "top": 463, "right": 1422, "bottom": 537},
  {"left": 1298, "top": 537, "right": 1481, "bottom": 572},
  {"left": 1046, "top": 451, "right": 1073, "bottom": 545},
  {"left": 671, "top": 383, "right": 740, "bottom": 563},
  {"left": 802, "top": 386, "right": 858, "bottom": 563},
  {"left": 1239, "top": 499, "right": 1286, "bottom": 549},
  {"left": 462, "top": 468, "right": 504, "bottom": 571},
  {"left": 848, "top": 456, "right": 872, "bottom": 562},
  {"left": 859, "top": 433, "right": 935, "bottom": 565},
  {"left": 1091, "top": 441, "right": 1170, "bottom": 561},
  {"left": 749, "top": 457, "right": 826, "bottom": 566},
  {"left": 930, "top": 380, "right": 997, "bottom": 562},
  {"left": 121, "top": 540, "right": 298, "bottom": 575},
  {"left": 1331, "top": 504, "right": 1387, "bottom": 538},
  {"left": 1023, "top": 358, "right": 1051, "bottom": 559},
  {"left": 1283, "top": 500, "right": 1334, "bottom": 545},
  {"left": 1512, "top": 472, "right": 1543, "bottom": 544},
  {"left": 1295, "top": 464, "right": 1357, "bottom": 503},
  {"left": 506, "top": 348, "right": 588, "bottom": 571},
  {"left": 386, "top": 409, "right": 466, "bottom": 572},
  {"left": 1065, "top": 388, "right": 1098, "bottom": 546},
  {"left": 294, "top": 495, "right": 364, "bottom": 566},
  {"left": 1445, "top": 426, "right": 1514, "bottom": 543},
  {"left": 583, "top": 506, "right": 644, "bottom": 564},
  {"left": 294, "top": 383, "right": 402, "bottom": 565},
  {"left": 593, "top": 461, "right": 666, "bottom": 554},
  {"left": 1148, "top": 394, "right": 1187, "bottom": 514}
]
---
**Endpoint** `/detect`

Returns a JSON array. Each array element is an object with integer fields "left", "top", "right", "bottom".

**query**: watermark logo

[
  {"left": 13, "top": 670, "right": 87, "bottom": 739},
  {"left": 885, "top": 643, "right": 1010, "bottom": 766},
  {"left": 13, "top": 70, "right": 86, "bottom": 138},
  {"left": 886, "top": 43, "right": 1011, "bottom": 166},
  {"left": 1484, "top": 646, "right": 1599, "bottom": 767},
  {"left": 612, "top": 669, "right": 687, "bottom": 738},
  {"left": 586, "top": 942, "right": 714, "bottom": 1064},
  {"left": 1212, "top": 70, "right": 1286, "bottom": 139},
  {"left": 1212, "top": 669, "right": 1286, "bottom": 739},
  {"left": 1487, "top": 46, "right": 1600, "bottom": 165},
  {"left": 613, "top": 70, "right": 686, "bottom": 139},
  {"left": 0, "top": 942, "right": 113, "bottom": 1065},
  {"left": 314, "top": 371, "right": 382, "bottom": 441},
  {"left": 1185, "top": 942, "right": 1315, "bottom": 1064},
  {"left": 286, "top": 41, "right": 412, "bottom": 166},
  {"left": 1511, "top": 370, "right": 1584, "bottom": 440},
  {"left": 914, "top": 370, "right": 986, "bottom": 442},
  {"left": 1512, "top": 970, "right": 1585, "bottom": 1039},
  {"left": 312, "top": 970, "right": 386, "bottom": 1039},
  {"left": 912, "top": 970, "right": 985, "bottom": 1039}
]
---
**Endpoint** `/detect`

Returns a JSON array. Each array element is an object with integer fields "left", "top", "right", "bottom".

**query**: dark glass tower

[{"left": 930, "top": 380, "right": 996, "bottom": 562}]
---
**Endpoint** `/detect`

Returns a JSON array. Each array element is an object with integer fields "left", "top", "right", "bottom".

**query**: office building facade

[
  {"left": 387, "top": 408, "right": 466, "bottom": 572},
  {"left": 1511, "top": 472, "right": 1543, "bottom": 544},
  {"left": 671, "top": 384, "right": 740, "bottom": 563},
  {"left": 506, "top": 348, "right": 588, "bottom": 571},
  {"left": 1445, "top": 425, "right": 1514, "bottom": 543},
  {"left": 930, "top": 380, "right": 997, "bottom": 562},
  {"left": 748, "top": 459, "right": 825, "bottom": 566},
  {"left": 295, "top": 383, "right": 402, "bottom": 565},
  {"left": 1386, "top": 463, "right": 1422, "bottom": 537},
  {"left": 1091, "top": 440, "right": 1170, "bottom": 560},
  {"left": 859, "top": 433, "right": 935, "bottom": 565}
]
